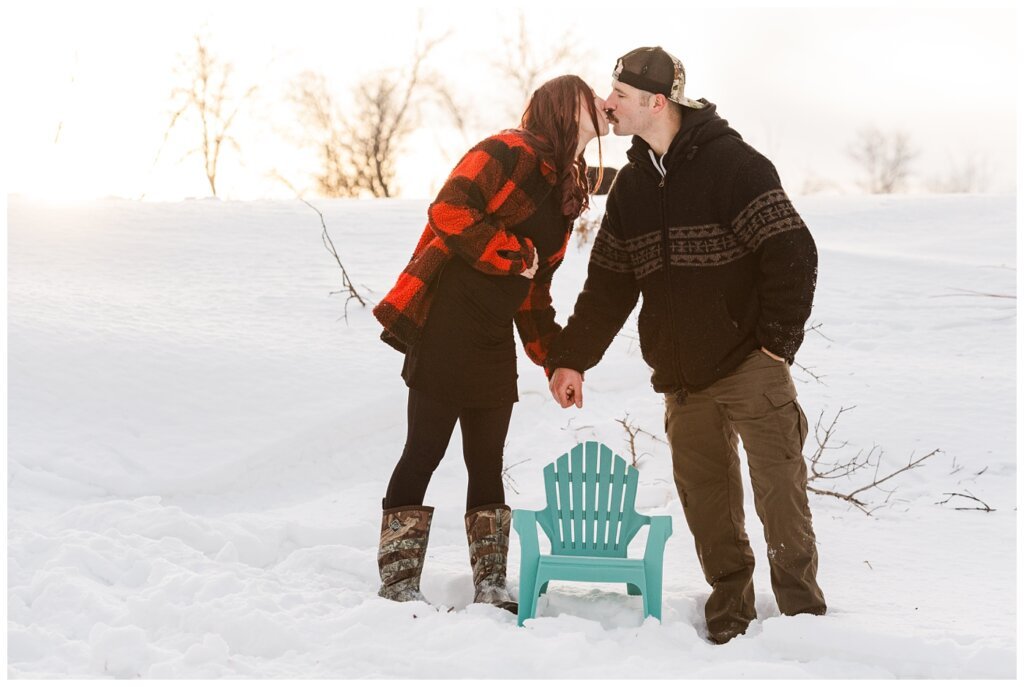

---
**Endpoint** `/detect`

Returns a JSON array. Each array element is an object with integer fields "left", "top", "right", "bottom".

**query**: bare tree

[
  {"left": 847, "top": 126, "right": 917, "bottom": 193},
  {"left": 289, "top": 21, "right": 454, "bottom": 198},
  {"left": 926, "top": 152, "right": 992, "bottom": 193},
  {"left": 491, "top": 10, "right": 589, "bottom": 121},
  {"left": 289, "top": 71, "right": 369, "bottom": 198},
  {"left": 157, "top": 34, "right": 257, "bottom": 197},
  {"left": 799, "top": 173, "right": 842, "bottom": 196}
]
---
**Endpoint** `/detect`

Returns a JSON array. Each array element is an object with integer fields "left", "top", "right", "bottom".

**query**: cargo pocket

[
  {"left": 764, "top": 388, "right": 797, "bottom": 409},
  {"left": 764, "top": 387, "right": 805, "bottom": 460}
]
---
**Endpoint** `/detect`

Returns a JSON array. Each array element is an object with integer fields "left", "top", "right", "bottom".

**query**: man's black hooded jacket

[{"left": 547, "top": 101, "right": 818, "bottom": 395}]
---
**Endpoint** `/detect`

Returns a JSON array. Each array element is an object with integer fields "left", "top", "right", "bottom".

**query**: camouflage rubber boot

[
  {"left": 464, "top": 504, "right": 518, "bottom": 614},
  {"left": 377, "top": 505, "right": 434, "bottom": 602}
]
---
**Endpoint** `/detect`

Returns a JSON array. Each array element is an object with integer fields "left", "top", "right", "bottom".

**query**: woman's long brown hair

[{"left": 519, "top": 75, "right": 603, "bottom": 218}]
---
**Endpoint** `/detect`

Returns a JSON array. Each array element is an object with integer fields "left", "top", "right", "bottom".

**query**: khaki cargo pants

[{"left": 665, "top": 350, "right": 826, "bottom": 642}]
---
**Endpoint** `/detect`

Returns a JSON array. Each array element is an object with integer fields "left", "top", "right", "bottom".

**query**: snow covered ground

[{"left": 6, "top": 193, "right": 1018, "bottom": 678}]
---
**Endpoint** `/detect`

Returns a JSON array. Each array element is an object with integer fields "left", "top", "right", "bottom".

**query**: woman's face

[{"left": 578, "top": 92, "right": 610, "bottom": 140}]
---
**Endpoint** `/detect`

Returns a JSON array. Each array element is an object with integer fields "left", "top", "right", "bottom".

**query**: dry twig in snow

[
  {"left": 299, "top": 198, "right": 367, "bottom": 321},
  {"left": 936, "top": 491, "right": 995, "bottom": 512},
  {"left": 805, "top": 406, "right": 942, "bottom": 515}
]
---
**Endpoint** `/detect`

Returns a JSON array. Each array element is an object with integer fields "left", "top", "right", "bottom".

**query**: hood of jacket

[{"left": 625, "top": 100, "right": 741, "bottom": 175}]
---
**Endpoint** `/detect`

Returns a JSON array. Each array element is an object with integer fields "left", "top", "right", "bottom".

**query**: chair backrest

[{"left": 536, "top": 442, "right": 647, "bottom": 557}]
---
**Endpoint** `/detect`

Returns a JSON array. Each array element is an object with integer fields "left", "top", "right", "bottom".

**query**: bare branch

[
  {"left": 845, "top": 449, "right": 941, "bottom": 500},
  {"left": 502, "top": 457, "right": 531, "bottom": 495},
  {"left": 616, "top": 415, "right": 641, "bottom": 468},
  {"left": 805, "top": 406, "right": 943, "bottom": 515},
  {"left": 615, "top": 414, "right": 660, "bottom": 468},
  {"left": 295, "top": 197, "right": 368, "bottom": 320},
  {"left": 936, "top": 491, "right": 994, "bottom": 512},
  {"left": 804, "top": 321, "right": 834, "bottom": 342},
  {"left": 806, "top": 484, "right": 871, "bottom": 514},
  {"left": 929, "top": 288, "right": 1015, "bottom": 300},
  {"left": 793, "top": 361, "right": 826, "bottom": 385},
  {"left": 807, "top": 406, "right": 854, "bottom": 475}
]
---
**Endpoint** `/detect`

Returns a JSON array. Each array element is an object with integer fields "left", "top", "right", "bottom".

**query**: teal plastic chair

[{"left": 513, "top": 441, "right": 673, "bottom": 626}]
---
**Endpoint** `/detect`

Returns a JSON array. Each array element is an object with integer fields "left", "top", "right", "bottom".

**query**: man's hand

[
  {"left": 549, "top": 368, "right": 584, "bottom": 408},
  {"left": 760, "top": 346, "right": 785, "bottom": 362},
  {"left": 520, "top": 249, "right": 540, "bottom": 279}
]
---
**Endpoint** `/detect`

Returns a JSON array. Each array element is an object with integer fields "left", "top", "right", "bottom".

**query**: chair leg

[
  {"left": 530, "top": 575, "right": 549, "bottom": 615},
  {"left": 517, "top": 563, "right": 540, "bottom": 627},
  {"left": 643, "top": 566, "right": 663, "bottom": 621}
]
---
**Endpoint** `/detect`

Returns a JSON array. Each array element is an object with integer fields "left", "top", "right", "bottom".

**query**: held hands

[
  {"left": 520, "top": 249, "right": 540, "bottom": 279},
  {"left": 549, "top": 368, "right": 584, "bottom": 409}
]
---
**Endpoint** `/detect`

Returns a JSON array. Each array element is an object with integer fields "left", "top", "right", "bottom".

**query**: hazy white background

[
  {"left": 1, "top": 0, "right": 1018, "bottom": 200},
  {"left": 3, "top": 1, "right": 1022, "bottom": 678}
]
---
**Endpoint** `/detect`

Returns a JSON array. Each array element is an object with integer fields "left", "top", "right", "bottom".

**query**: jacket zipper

[
  {"left": 634, "top": 132, "right": 707, "bottom": 404},
  {"left": 657, "top": 173, "right": 687, "bottom": 403}
]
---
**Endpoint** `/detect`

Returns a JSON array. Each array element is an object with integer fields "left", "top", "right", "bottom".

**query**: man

[{"left": 546, "top": 46, "right": 825, "bottom": 644}]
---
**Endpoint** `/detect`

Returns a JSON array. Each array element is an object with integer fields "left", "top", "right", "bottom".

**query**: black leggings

[{"left": 384, "top": 389, "right": 513, "bottom": 512}]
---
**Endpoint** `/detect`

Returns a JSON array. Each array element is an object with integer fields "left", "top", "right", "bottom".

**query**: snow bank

[{"left": 7, "top": 194, "right": 1017, "bottom": 678}]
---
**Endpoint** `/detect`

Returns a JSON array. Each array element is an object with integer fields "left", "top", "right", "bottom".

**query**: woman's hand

[
  {"left": 549, "top": 368, "right": 584, "bottom": 408},
  {"left": 520, "top": 249, "right": 540, "bottom": 279}
]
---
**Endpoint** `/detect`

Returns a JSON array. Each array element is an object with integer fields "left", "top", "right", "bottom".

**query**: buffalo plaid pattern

[
  {"left": 514, "top": 234, "right": 569, "bottom": 370},
  {"left": 374, "top": 131, "right": 571, "bottom": 369}
]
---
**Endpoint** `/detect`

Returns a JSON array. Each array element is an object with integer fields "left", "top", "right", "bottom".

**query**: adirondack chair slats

[
  {"left": 570, "top": 445, "right": 584, "bottom": 549},
  {"left": 607, "top": 456, "right": 626, "bottom": 551},
  {"left": 513, "top": 441, "right": 673, "bottom": 626},
  {"left": 555, "top": 452, "right": 572, "bottom": 549},
  {"left": 622, "top": 468, "right": 643, "bottom": 545},
  {"left": 541, "top": 463, "right": 559, "bottom": 544},
  {"left": 595, "top": 448, "right": 612, "bottom": 550},
  {"left": 584, "top": 443, "right": 599, "bottom": 549}
]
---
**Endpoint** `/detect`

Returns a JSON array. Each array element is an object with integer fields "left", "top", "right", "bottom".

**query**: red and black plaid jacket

[{"left": 373, "top": 130, "right": 571, "bottom": 370}]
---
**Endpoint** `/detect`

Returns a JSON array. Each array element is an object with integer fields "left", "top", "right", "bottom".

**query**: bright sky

[{"left": 1, "top": 0, "right": 1017, "bottom": 200}]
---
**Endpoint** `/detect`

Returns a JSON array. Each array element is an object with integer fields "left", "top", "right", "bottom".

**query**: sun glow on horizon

[{"left": 4, "top": 1, "right": 1017, "bottom": 202}]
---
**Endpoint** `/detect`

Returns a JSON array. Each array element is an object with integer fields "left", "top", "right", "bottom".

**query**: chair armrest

[
  {"left": 643, "top": 515, "right": 673, "bottom": 562},
  {"left": 513, "top": 509, "right": 542, "bottom": 560}
]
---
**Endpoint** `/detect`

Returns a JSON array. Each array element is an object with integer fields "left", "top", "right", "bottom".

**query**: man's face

[
  {"left": 603, "top": 80, "right": 650, "bottom": 137},
  {"left": 578, "top": 93, "right": 610, "bottom": 140}
]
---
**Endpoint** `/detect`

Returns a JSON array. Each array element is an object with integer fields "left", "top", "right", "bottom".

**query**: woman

[{"left": 371, "top": 75, "right": 608, "bottom": 613}]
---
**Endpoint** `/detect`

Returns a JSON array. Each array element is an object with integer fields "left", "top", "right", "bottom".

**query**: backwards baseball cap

[{"left": 612, "top": 46, "right": 705, "bottom": 109}]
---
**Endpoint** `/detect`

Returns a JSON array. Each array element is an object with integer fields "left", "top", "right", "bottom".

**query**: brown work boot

[
  {"left": 705, "top": 569, "right": 755, "bottom": 644},
  {"left": 464, "top": 504, "right": 518, "bottom": 614},
  {"left": 708, "top": 620, "right": 750, "bottom": 645},
  {"left": 377, "top": 505, "right": 434, "bottom": 602}
]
